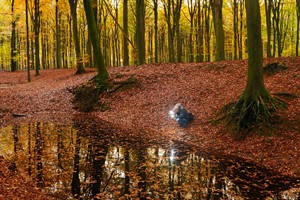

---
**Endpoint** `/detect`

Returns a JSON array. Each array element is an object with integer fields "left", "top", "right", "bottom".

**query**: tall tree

[
  {"left": 69, "top": 0, "right": 85, "bottom": 74},
  {"left": 55, "top": 0, "right": 62, "bottom": 69},
  {"left": 219, "top": 0, "right": 286, "bottom": 135},
  {"left": 153, "top": 0, "right": 159, "bottom": 63},
  {"left": 265, "top": 0, "right": 272, "bottom": 57},
  {"left": 83, "top": 0, "right": 109, "bottom": 82},
  {"left": 25, "top": 0, "right": 30, "bottom": 82},
  {"left": 211, "top": 0, "right": 225, "bottom": 61},
  {"left": 33, "top": 0, "right": 40, "bottom": 76},
  {"left": 136, "top": 0, "right": 146, "bottom": 65},
  {"left": 10, "top": 0, "right": 18, "bottom": 71},
  {"left": 123, "top": 0, "right": 129, "bottom": 66}
]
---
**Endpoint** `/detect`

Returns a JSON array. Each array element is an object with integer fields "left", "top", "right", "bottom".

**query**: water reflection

[{"left": 0, "top": 121, "right": 299, "bottom": 199}]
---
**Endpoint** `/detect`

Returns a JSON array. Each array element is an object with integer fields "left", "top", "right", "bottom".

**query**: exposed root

[
  {"left": 217, "top": 94, "right": 287, "bottom": 138},
  {"left": 71, "top": 76, "right": 137, "bottom": 112}
]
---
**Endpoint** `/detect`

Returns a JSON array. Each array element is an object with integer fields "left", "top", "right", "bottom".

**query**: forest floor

[{"left": 0, "top": 57, "right": 299, "bottom": 198}]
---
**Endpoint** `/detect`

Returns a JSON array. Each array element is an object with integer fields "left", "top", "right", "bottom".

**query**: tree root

[
  {"left": 217, "top": 94, "right": 287, "bottom": 138},
  {"left": 71, "top": 76, "right": 137, "bottom": 112}
]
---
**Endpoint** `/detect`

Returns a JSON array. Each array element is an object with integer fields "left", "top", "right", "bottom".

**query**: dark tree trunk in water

[
  {"left": 91, "top": 140, "right": 108, "bottom": 197},
  {"left": 71, "top": 133, "right": 81, "bottom": 198},
  {"left": 124, "top": 148, "right": 130, "bottom": 196},
  {"left": 35, "top": 122, "right": 43, "bottom": 188},
  {"left": 137, "top": 148, "right": 147, "bottom": 199}
]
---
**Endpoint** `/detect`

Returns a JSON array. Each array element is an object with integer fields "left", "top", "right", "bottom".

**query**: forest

[
  {"left": 0, "top": 0, "right": 300, "bottom": 72},
  {"left": 0, "top": 0, "right": 300, "bottom": 199}
]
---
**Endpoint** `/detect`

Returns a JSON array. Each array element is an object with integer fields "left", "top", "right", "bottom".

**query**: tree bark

[
  {"left": 10, "top": 0, "right": 18, "bottom": 72},
  {"left": 244, "top": 0, "right": 266, "bottom": 97},
  {"left": 69, "top": 0, "right": 85, "bottom": 74},
  {"left": 136, "top": 0, "right": 146, "bottom": 65},
  {"left": 34, "top": 0, "right": 40, "bottom": 76},
  {"left": 123, "top": 0, "right": 129, "bottom": 66},
  {"left": 83, "top": 0, "right": 109, "bottom": 82},
  {"left": 211, "top": 0, "right": 225, "bottom": 61},
  {"left": 56, "top": 0, "right": 62, "bottom": 69},
  {"left": 25, "top": 0, "right": 31, "bottom": 82}
]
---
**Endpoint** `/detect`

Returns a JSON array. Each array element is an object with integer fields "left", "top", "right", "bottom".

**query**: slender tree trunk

[
  {"left": 138, "top": 149, "right": 147, "bottom": 199},
  {"left": 265, "top": 0, "right": 272, "bottom": 57},
  {"left": 233, "top": 0, "right": 238, "bottom": 60},
  {"left": 136, "top": 0, "right": 146, "bottom": 65},
  {"left": 123, "top": 0, "right": 129, "bottom": 66},
  {"left": 34, "top": 0, "right": 40, "bottom": 76},
  {"left": 35, "top": 122, "right": 43, "bottom": 188},
  {"left": 56, "top": 0, "right": 62, "bottom": 69},
  {"left": 11, "top": 0, "right": 18, "bottom": 71},
  {"left": 71, "top": 133, "right": 81, "bottom": 198},
  {"left": 124, "top": 148, "right": 130, "bottom": 196},
  {"left": 204, "top": 0, "right": 211, "bottom": 61},
  {"left": 69, "top": 0, "right": 85, "bottom": 74},
  {"left": 25, "top": 0, "right": 30, "bottom": 82},
  {"left": 211, "top": 0, "right": 225, "bottom": 61},
  {"left": 297, "top": 3, "right": 300, "bottom": 56},
  {"left": 153, "top": 0, "right": 159, "bottom": 63},
  {"left": 238, "top": 1, "right": 244, "bottom": 59}
]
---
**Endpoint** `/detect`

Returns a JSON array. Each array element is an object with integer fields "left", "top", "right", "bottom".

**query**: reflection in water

[{"left": 0, "top": 122, "right": 300, "bottom": 199}]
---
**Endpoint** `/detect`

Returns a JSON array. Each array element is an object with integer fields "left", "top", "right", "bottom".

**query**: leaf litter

[{"left": 0, "top": 57, "right": 299, "bottom": 198}]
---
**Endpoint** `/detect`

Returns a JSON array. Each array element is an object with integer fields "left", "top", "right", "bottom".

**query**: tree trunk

[
  {"left": 34, "top": 0, "right": 40, "bottom": 76},
  {"left": 69, "top": 0, "right": 85, "bottom": 74},
  {"left": 11, "top": 0, "right": 18, "bottom": 72},
  {"left": 25, "top": 0, "right": 31, "bottom": 82},
  {"left": 153, "top": 0, "right": 159, "bottom": 63},
  {"left": 211, "top": 0, "right": 225, "bottom": 61},
  {"left": 136, "top": 0, "right": 146, "bottom": 65},
  {"left": 83, "top": 0, "right": 109, "bottom": 81},
  {"left": 264, "top": 0, "right": 272, "bottom": 57},
  {"left": 123, "top": 0, "right": 129, "bottom": 66},
  {"left": 56, "top": 0, "right": 62, "bottom": 69},
  {"left": 244, "top": 0, "right": 266, "bottom": 98}
]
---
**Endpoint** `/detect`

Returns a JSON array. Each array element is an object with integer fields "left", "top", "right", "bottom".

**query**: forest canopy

[{"left": 0, "top": 0, "right": 299, "bottom": 71}]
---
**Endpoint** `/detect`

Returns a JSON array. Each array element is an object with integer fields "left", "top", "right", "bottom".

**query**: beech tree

[
  {"left": 69, "top": 0, "right": 85, "bottom": 74},
  {"left": 136, "top": 0, "right": 146, "bottom": 65},
  {"left": 211, "top": 0, "right": 225, "bottom": 61},
  {"left": 219, "top": 0, "right": 286, "bottom": 135},
  {"left": 83, "top": 0, "right": 109, "bottom": 82},
  {"left": 25, "top": 0, "right": 30, "bottom": 82},
  {"left": 33, "top": 0, "right": 40, "bottom": 76},
  {"left": 10, "top": 0, "right": 17, "bottom": 71}
]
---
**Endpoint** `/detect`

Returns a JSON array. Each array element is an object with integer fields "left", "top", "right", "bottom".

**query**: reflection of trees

[
  {"left": 35, "top": 122, "right": 43, "bottom": 188},
  {"left": 90, "top": 136, "right": 109, "bottom": 197},
  {"left": 71, "top": 132, "right": 80, "bottom": 198},
  {"left": 124, "top": 148, "right": 130, "bottom": 197},
  {"left": 137, "top": 148, "right": 147, "bottom": 199},
  {"left": 1, "top": 122, "right": 300, "bottom": 199}
]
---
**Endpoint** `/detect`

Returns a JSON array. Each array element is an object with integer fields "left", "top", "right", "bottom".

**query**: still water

[{"left": 0, "top": 120, "right": 299, "bottom": 199}]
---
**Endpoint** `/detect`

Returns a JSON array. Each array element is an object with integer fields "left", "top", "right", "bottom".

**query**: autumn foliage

[{"left": 0, "top": 57, "right": 299, "bottom": 198}]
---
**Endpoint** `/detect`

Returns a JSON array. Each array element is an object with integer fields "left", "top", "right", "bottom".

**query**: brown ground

[{"left": 0, "top": 57, "right": 299, "bottom": 198}]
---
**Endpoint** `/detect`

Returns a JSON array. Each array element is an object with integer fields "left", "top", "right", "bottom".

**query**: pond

[{"left": 0, "top": 120, "right": 300, "bottom": 199}]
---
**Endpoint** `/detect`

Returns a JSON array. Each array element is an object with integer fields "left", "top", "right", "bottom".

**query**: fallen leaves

[{"left": 0, "top": 57, "right": 299, "bottom": 198}]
